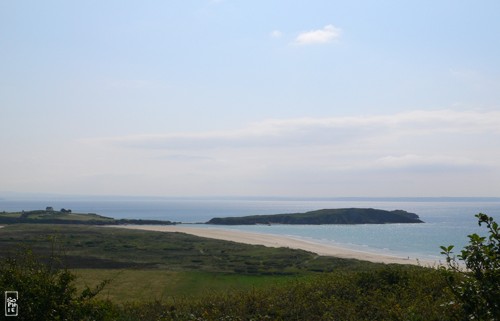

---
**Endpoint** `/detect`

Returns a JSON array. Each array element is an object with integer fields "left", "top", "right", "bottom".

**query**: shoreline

[{"left": 107, "top": 225, "right": 439, "bottom": 266}]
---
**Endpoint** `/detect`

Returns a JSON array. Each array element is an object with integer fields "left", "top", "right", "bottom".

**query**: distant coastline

[
  {"left": 0, "top": 198, "right": 496, "bottom": 261},
  {"left": 0, "top": 209, "right": 175, "bottom": 225}
]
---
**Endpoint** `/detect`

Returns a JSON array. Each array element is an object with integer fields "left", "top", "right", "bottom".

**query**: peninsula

[
  {"left": 207, "top": 208, "right": 423, "bottom": 225},
  {"left": 0, "top": 208, "right": 175, "bottom": 225}
]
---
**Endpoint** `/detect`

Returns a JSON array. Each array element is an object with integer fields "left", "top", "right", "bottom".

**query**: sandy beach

[{"left": 108, "top": 225, "right": 439, "bottom": 266}]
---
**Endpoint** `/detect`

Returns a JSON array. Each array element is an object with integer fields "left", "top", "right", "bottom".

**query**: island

[
  {"left": 207, "top": 208, "right": 424, "bottom": 225},
  {"left": 0, "top": 208, "right": 175, "bottom": 225}
]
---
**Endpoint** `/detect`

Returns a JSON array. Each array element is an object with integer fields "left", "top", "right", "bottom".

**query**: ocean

[{"left": 1, "top": 197, "right": 499, "bottom": 262}]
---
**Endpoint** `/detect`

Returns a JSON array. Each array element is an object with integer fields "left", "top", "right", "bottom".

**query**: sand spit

[{"left": 107, "top": 225, "right": 439, "bottom": 266}]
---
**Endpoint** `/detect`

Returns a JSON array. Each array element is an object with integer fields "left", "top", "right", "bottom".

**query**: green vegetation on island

[
  {"left": 207, "top": 208, "right": 424, "bottom": 225},
  {"left": 0, "top": 208, "right": 175, "bottom": 225}
]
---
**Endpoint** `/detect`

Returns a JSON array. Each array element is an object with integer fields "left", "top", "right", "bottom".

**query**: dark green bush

[
  {"left": 441, "top": 213, "right": 500, "bottom": 320},
  {"left": 122, "top": 266, "right": 456, "bottom": 321},
  {"left": 0, "top": 249, "right": 115, "bottom": 321}
]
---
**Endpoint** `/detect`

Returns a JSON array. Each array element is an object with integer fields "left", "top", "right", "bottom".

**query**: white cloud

[
  {"left": 78, "top": 109, "right": 500, "bottom": 196},
  {"left": 294, "top": 24, "right": 341, "bottom": 45},
  {"left": 371, "top": 154, "right": 488, "bottom": 172},
  {"left": 270, "top": 30, "right": 283, "bottom": 38},
  {"left": 88, "top": 109, "right": 500, "bottom": 151}
]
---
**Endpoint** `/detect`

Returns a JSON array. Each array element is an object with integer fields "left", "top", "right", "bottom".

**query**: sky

[{"left": 1, "top": 0, "right": 500, "bottom": 197}]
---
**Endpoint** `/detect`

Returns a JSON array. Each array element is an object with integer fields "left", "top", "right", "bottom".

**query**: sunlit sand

[{"left": 108, "top": 225, "right": 438, "bottom": 266}]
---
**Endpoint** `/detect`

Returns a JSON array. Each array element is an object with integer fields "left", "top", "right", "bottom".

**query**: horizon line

[{"left": 1, "top": 192, "right": 500, "bottom": 202}]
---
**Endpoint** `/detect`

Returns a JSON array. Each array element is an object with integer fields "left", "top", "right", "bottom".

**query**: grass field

[
  {"left": 1, "top": 215, "right": 492, "bottom": 320},
  {"left": 0, "top": 212, "right": 21, "bottom": 218},
  {"left": 0, "top": 224, "right": 382, "bottom": 301},
  {"left": 73, "top": 269, "right": 301, "bottom": 303}
]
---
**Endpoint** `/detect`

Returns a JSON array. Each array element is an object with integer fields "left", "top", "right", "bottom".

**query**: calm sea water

[{"left": 1, "top": 198, "right": 499, "bottom": 261}]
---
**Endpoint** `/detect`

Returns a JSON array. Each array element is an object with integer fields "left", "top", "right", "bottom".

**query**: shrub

[
  {"left": 441, "top": 213, "right": 500, "bottom": 320},
  {"left": 140, "top": 266, "right": 453, "bottom": 320},
  {"left": 0, "top": 249, "right": 115, "bottom": 321}
]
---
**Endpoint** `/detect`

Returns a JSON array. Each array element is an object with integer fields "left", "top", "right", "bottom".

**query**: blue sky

[{"left": 1, "top": 0, "right": 500, "bottom": 197}]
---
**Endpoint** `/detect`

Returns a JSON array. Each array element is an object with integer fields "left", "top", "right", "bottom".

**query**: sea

[{"left": 1, "top": 197, "right": 499, "bottom": 262}]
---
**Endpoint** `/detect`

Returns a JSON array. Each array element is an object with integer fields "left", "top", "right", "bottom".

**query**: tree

[{"left": 440, "top": 213, "right": 499, "bottom": 320}]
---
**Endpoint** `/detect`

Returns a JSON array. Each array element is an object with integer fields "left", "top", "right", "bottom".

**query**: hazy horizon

[
  {"left": 1, "top": 1, "right": 499, "bottom": 197},
  {"left": 2, "top": 191, "right": 500, "bottom": 202}
]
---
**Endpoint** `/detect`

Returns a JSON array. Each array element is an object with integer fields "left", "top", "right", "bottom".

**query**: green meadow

[
  {"left": 73, "top": 269, "right": 300, "bottom": 303},
  {"left": 1, "top": 218, "right": 497, "bottom": 320},
  {"left": 0, "top": 224, "right": 379, "bottom": 300}
]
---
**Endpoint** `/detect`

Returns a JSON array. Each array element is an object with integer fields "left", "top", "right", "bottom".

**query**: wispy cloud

[
  {"left": 370, "top": 154, "right": 489, "bottom": 172},
  {"left": 270, "top": 30, "right": 283, "bottom": 38},
  {"left": 88, "top": 110, "right": 500, "bottom": 151},
  {"left": 294, "top": 24, "right": 341, "bottom": 45},
  {"left": 76, "top": 109, "right": 500, "bottom": 196}
]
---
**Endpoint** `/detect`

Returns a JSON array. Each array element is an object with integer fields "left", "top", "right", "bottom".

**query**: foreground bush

[
  {"left": 116, "top": 266, "right": 458, "bottom": 321},
  {"left": 441, "top": 213, "right": 500, "bottom": 321},
  {"left": 0, "top": 249, "right": 116, "bottom": 321},
  {"left": 1, "top": 249, "right": 459, "bottom": 320}
]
